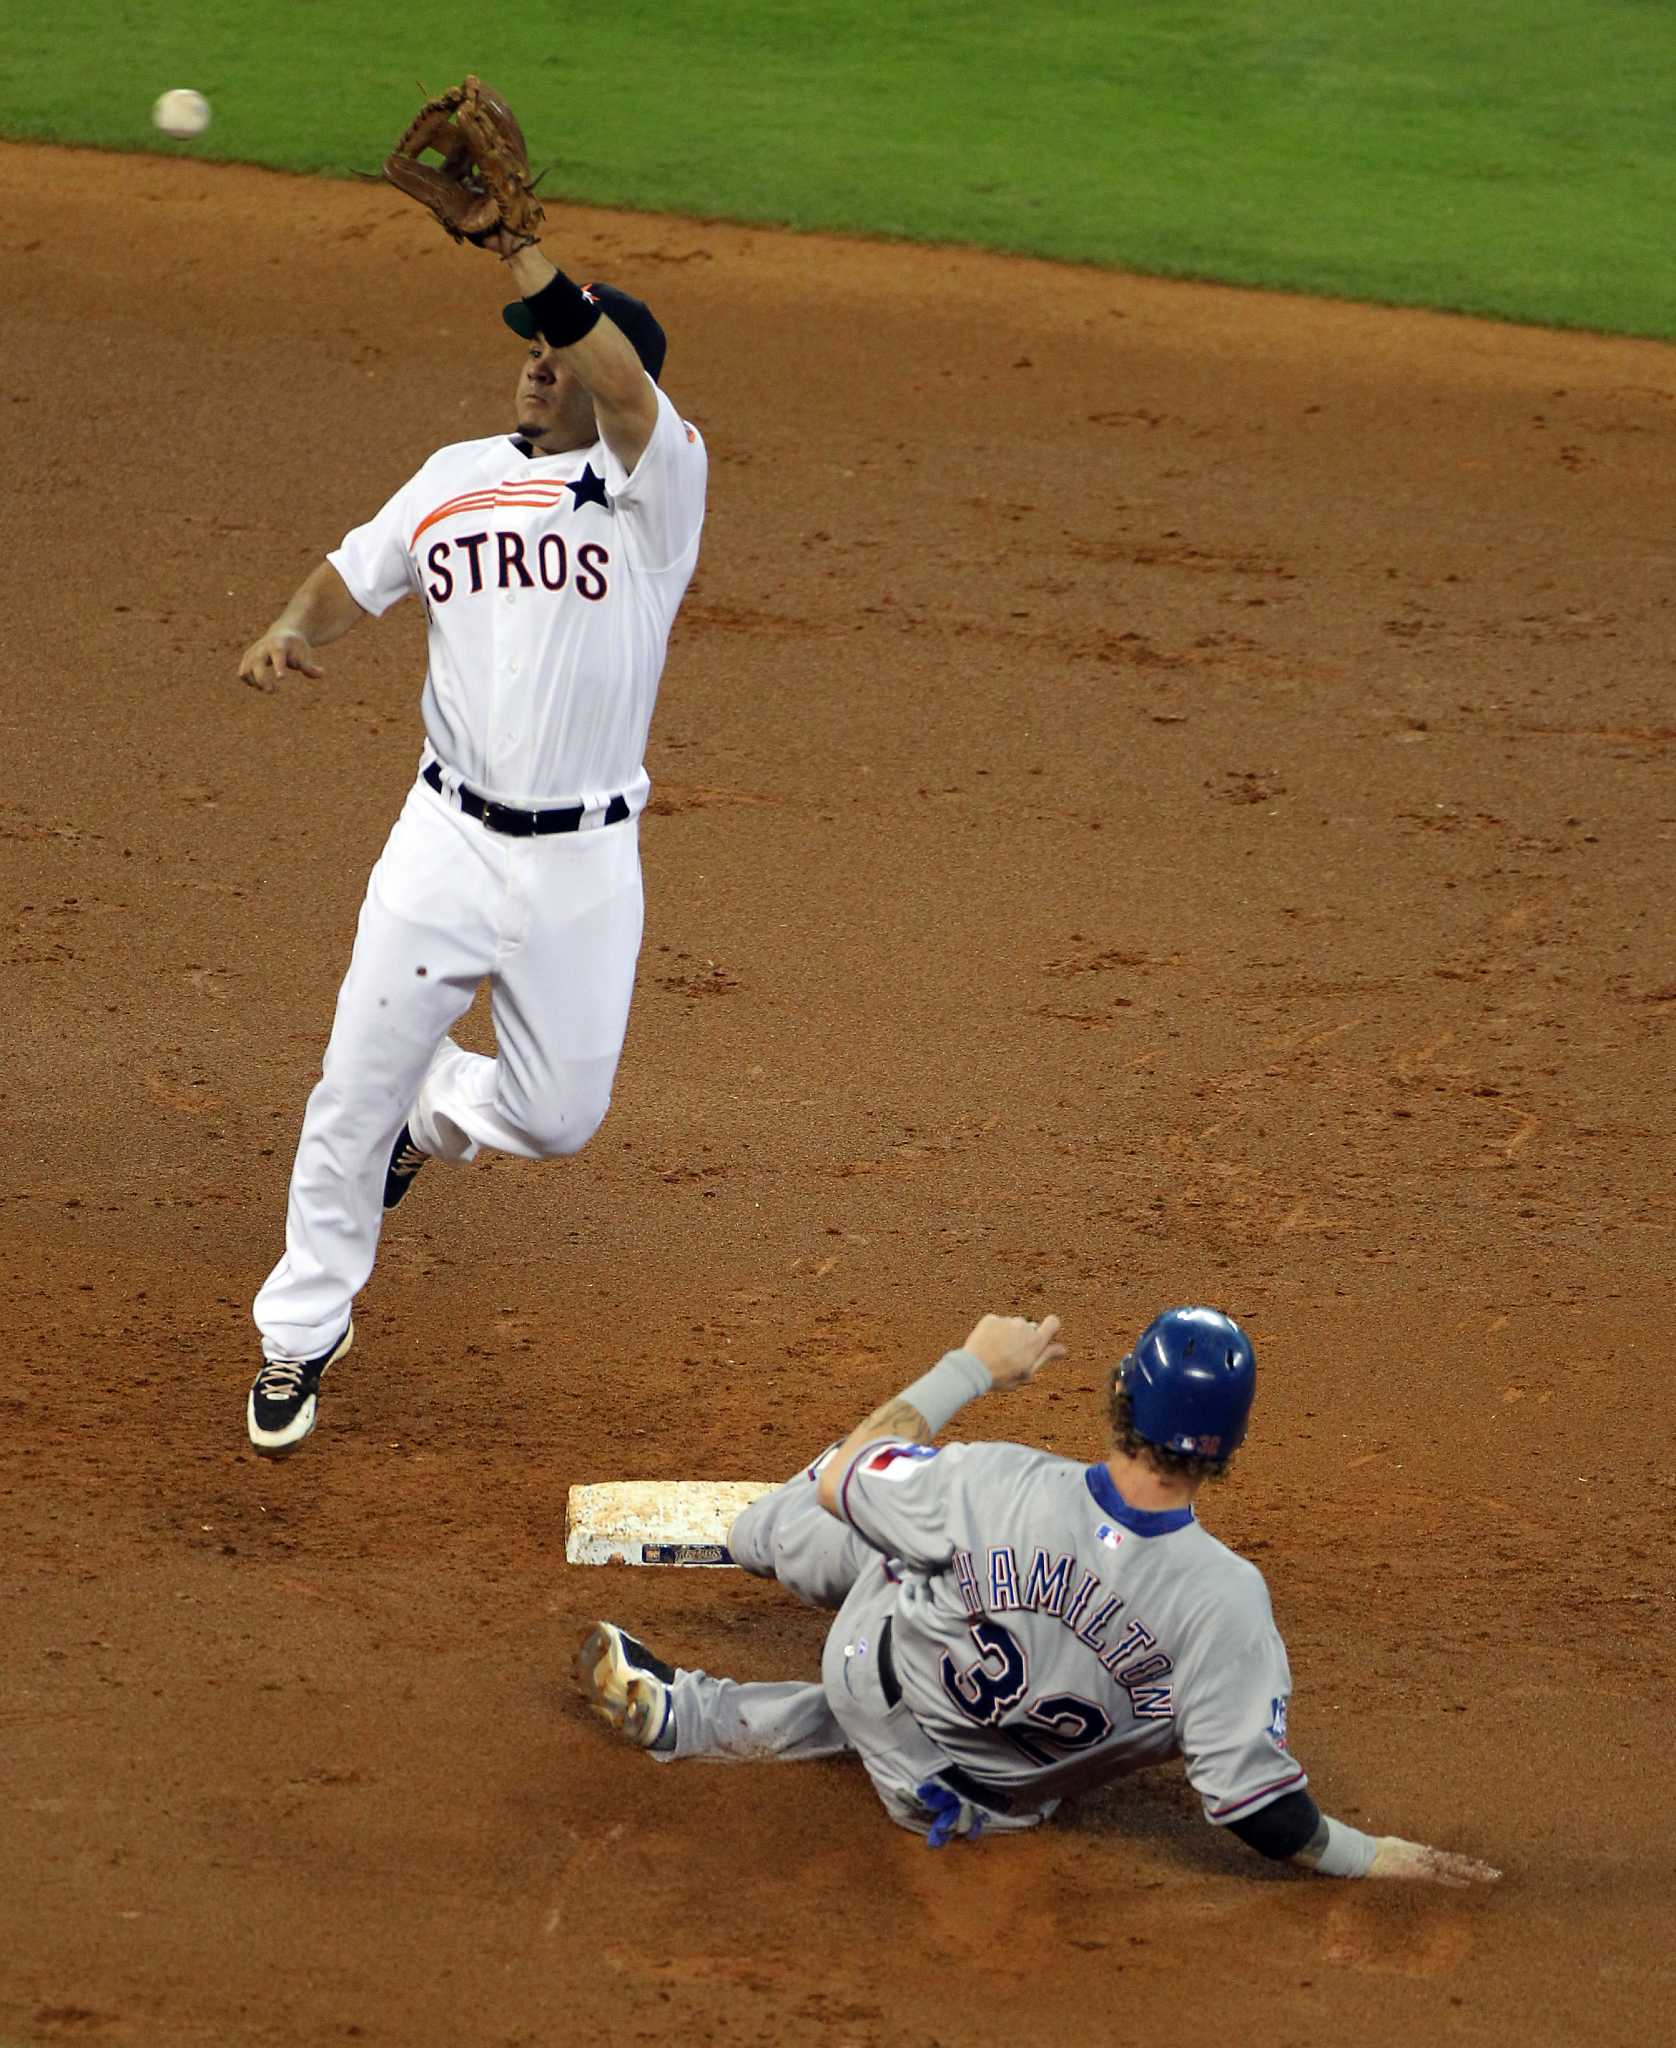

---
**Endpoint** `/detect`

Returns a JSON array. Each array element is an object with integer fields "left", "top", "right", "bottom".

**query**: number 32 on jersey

[{"left": 940, "top": 1619, "right": 1115, "bottom": 1768}]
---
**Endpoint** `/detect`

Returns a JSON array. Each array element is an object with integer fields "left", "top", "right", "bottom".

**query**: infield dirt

[{"left": 3, "top": 145, "right": 1672, "bottom": 2047}]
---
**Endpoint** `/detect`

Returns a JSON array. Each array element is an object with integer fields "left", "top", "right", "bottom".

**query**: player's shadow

[{"left": 1066, "top": 1764, "right": 1294, "bottom": 1881}]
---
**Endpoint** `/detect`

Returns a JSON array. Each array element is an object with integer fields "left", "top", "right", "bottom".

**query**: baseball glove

[{"left": 382, "top": 76, "right": 545, "bottom": 248}]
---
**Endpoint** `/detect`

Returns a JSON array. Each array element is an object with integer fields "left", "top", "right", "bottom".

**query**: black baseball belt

[
  {"left": 423, "top": 759, "right": 630, "bottom": 838},
  {"left": 876, "top": 1616, "right": 1016, "bottom": 1816}
]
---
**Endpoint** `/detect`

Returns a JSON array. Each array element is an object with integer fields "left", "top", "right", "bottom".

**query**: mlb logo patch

[
  {"left": 1268, "top": 1695, "right": 1290, "bottom": 1749},
  {"left": 1095, "top": 1522, "right": 1124, "bottom": 1551},
  {"left": 866, "top": 1443, "right": 939, "bottom": 1482}
]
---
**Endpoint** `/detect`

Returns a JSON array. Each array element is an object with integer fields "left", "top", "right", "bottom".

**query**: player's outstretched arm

[
  {"left": 238, "top": 561, "right": 366, "bottom": 692},
  {"left": 496, "top": 240, "right": 659, "bottom": 471},
  {"left": 1244, "top": 1794, "right": 1499, "bottom": 1885},
  {"left": 815, "top": 1313, "right": 1065, "bottom": 1518},
  {"left": 1221, "top": 1785, "right": 1491, "bottom": 1875}
]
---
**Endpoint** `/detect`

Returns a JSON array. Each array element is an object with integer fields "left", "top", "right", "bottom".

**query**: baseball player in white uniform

[
  {"left": 238, "top": 236, "right": 707, "bottom": 1456},
  {"left": 577, "top": 1308, "right": 1500, "bottom": 1884}
]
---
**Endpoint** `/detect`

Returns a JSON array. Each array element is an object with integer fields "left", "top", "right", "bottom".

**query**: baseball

[{"left": 152, "top": 88, "right": 211, "bottom": 141}]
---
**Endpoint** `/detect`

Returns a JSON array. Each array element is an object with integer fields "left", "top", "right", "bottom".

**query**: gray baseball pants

[{"left": 655, "top": 1451, "right": 1046, "bottom": 1838}]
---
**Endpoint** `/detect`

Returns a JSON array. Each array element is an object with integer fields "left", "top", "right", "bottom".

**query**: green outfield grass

[{"left": 2, "top": 2, "right": 1672, "bottom": 336}]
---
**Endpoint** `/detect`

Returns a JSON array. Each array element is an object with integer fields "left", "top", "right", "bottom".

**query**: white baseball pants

[{"left": 253, "top": 773, "right": 643, "bottom": 1361}]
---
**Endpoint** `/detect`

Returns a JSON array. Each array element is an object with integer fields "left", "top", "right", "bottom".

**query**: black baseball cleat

[
  {"left": 383, "top": 1122, "right": 430, "bottom": 1209},
  {"left": 575, "top": 1622, "right": 678, "bottom": 1751},
  {"left": 246, "top": 1321, "right": 354, "bottom": 1459}
]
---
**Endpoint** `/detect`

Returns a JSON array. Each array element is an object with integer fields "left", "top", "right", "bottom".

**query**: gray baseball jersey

[{"left": 832, "top": 1437, "right": 1304, "bottom": 1826}]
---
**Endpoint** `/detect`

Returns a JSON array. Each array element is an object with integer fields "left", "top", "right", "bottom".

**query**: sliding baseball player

[{"left": 578, "top": 1308, "right": 1500, "bottom": 1881}]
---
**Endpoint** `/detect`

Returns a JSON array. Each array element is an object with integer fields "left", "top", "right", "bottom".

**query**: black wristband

[
  {"left": 1226, "top": 1788, "right": 1322, "bottom": 1861},
  {"left": 523, "top": 268, "right": 603, "bottom": 350}
]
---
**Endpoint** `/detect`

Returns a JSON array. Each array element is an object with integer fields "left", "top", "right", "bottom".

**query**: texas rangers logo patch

[
  {"left": 1268, "top": 1695, "right": 1290, "bottom": 1749},
  {"left": 866, "top": 1443, "right": 938, "bottom": 1481}
]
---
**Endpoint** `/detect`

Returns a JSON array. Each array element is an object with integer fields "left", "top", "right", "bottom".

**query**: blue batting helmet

[{"left": 1118, "top": 1307, "right": 1256, "bottom": 1460}]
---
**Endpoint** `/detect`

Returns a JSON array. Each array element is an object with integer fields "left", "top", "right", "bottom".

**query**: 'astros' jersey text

[
  {"left": 328, "top": 383, "right": 707, "bottom": 809},
  {"left": 836, "top": 1437, "right": 1303, "bottom": 1825}
]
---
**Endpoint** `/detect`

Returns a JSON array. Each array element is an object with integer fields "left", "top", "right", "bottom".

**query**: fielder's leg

[
  {"left": 410, "top": 816, "right": 643, "bottom": 1164},
  {"left": 252, "top": 787, "right": 493, "bottom": 1362}
]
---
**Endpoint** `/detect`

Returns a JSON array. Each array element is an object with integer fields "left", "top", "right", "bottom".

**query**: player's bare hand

[
  {"left": 961, "top": 1313, "right": 1065, "bottom": 1391},
  {"left": 1368, "top": 1837, "right": 1501, "bottom": 1887},
  {"left": 239, "top": 629, "right": 323, "bottom": 692}
]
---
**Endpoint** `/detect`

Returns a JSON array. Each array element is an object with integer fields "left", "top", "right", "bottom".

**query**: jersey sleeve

[
  {"left": 833, "top": 1438, "right": 969, "bottom": 1574},
  {"left": 326, "top": 471, "right": 424, "bottom": 618},
  {"left": 1173, "top": 1570, "right": 1308, "bottom": 1827},
  {"left": 599, "top": 382, "right": 708, "bottom": 575}
]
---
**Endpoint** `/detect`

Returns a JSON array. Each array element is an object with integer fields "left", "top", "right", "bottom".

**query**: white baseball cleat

[
  {"left": 246, "top": 1321, "right": 354, "bottom": 1458},
  {"left": 575, "top": 1621, "right": 677, "bottom": 1751}
]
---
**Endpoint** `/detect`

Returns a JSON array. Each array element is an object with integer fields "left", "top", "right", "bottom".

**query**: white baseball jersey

[
  {"left": 253, "top": 379, "right": 705, "bottom": 1369},
  {"left": 834, "top": 1439, "right": 1304, "bottom": 1826},
  {"left": 328, "top": 382, "right": 707, "bottom": 808}
]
